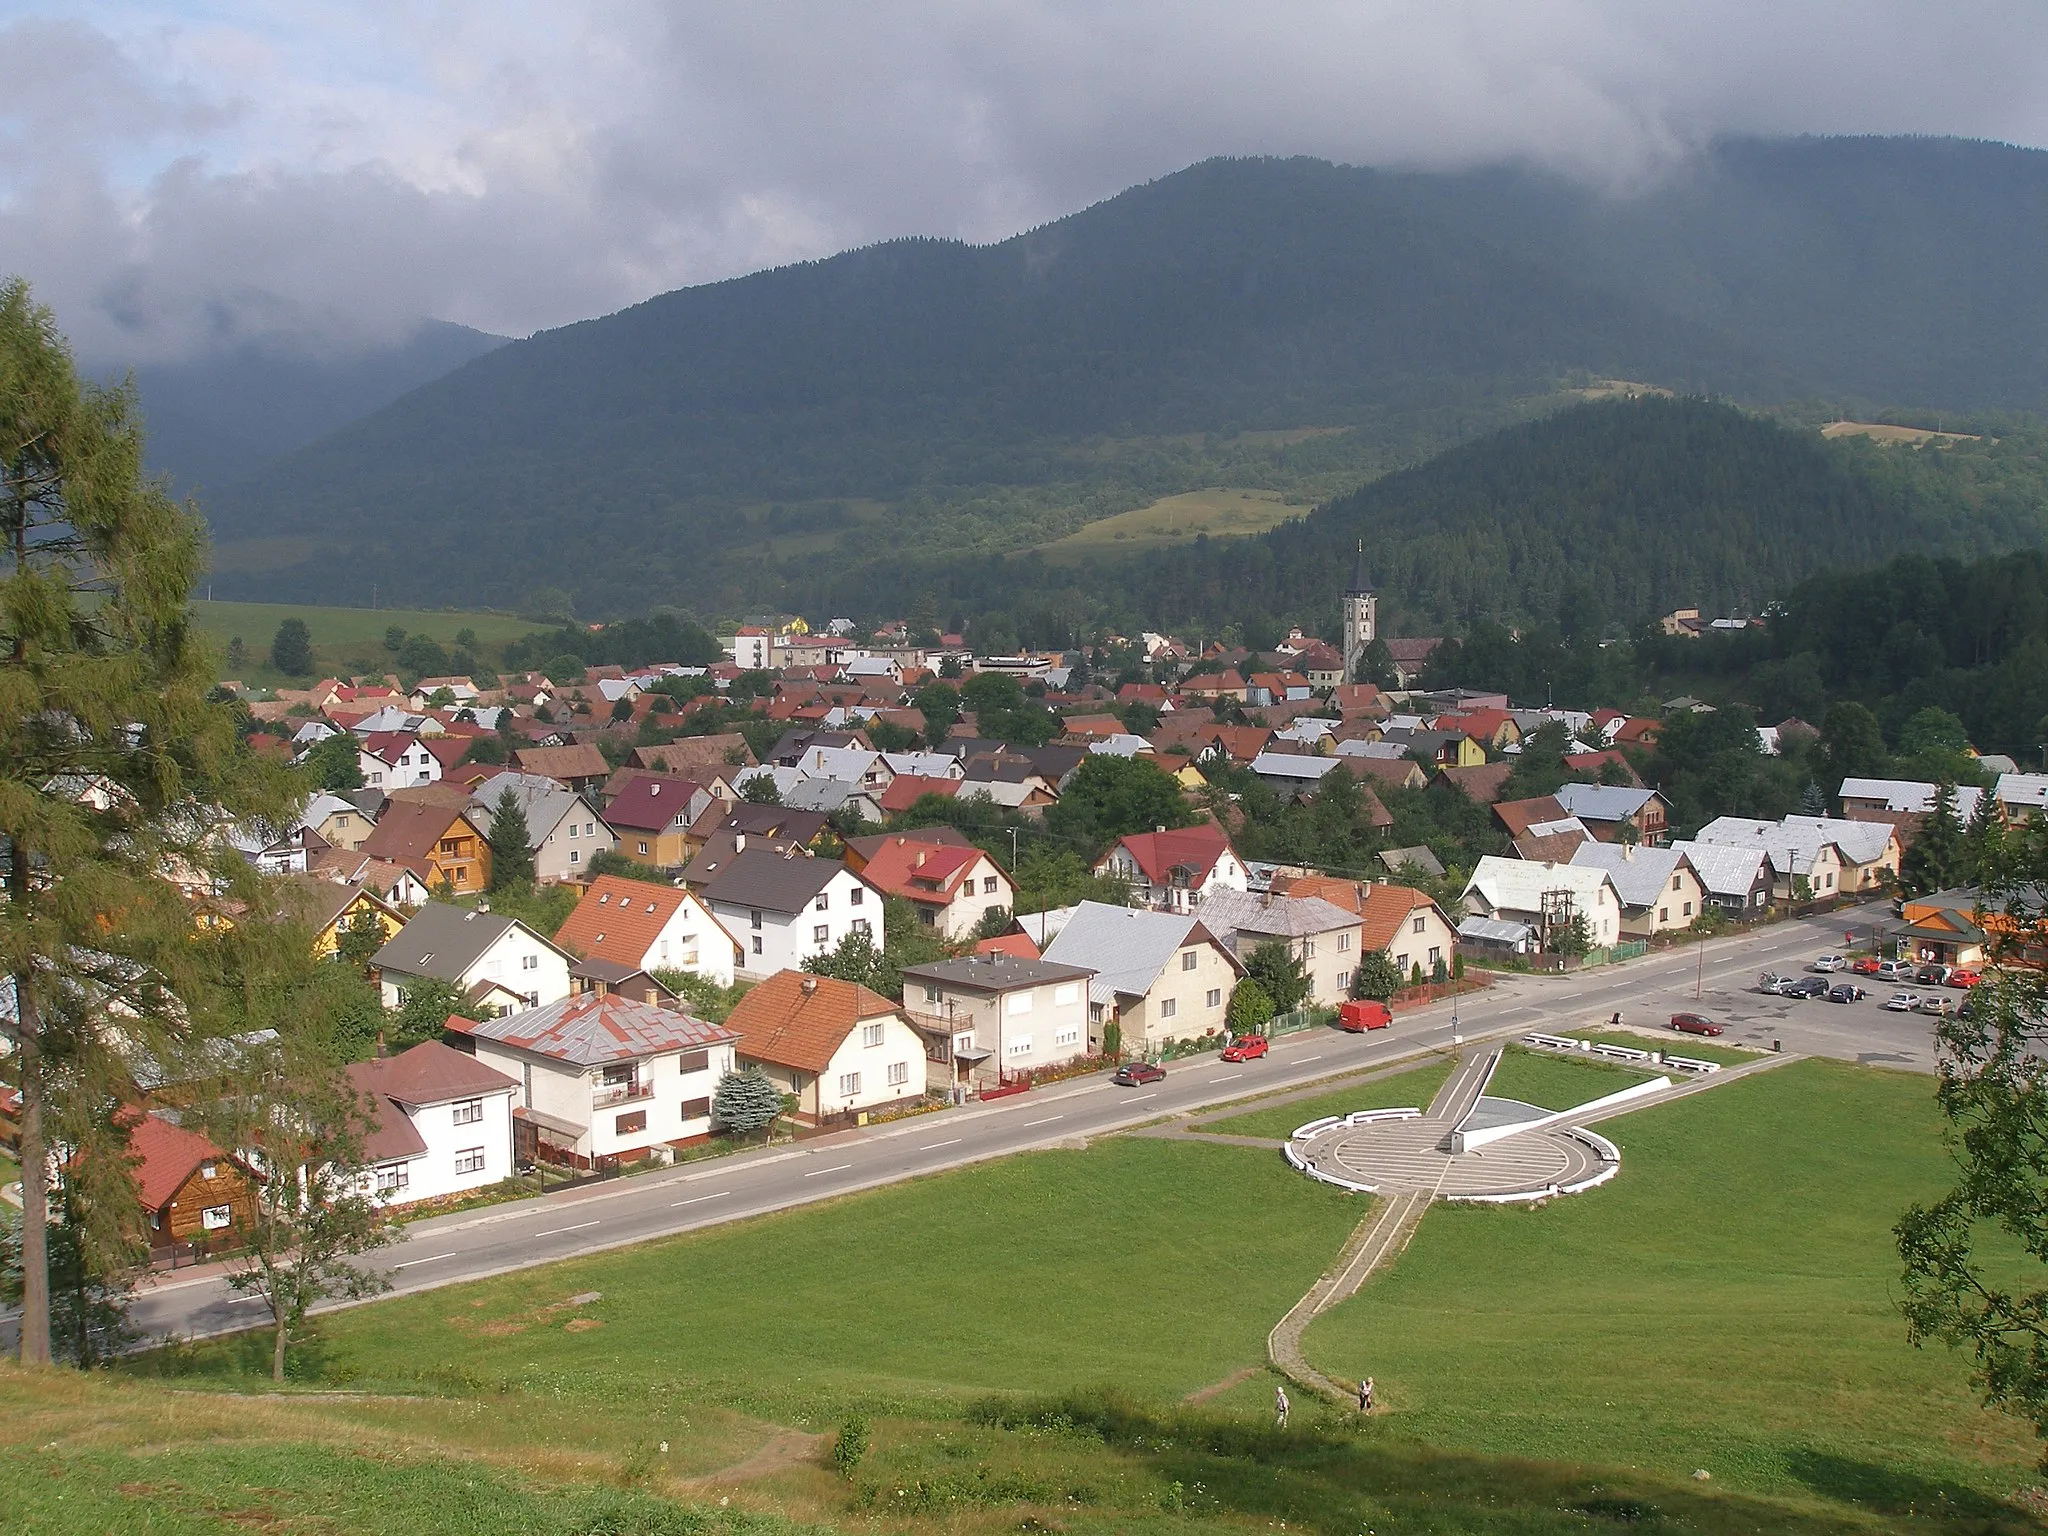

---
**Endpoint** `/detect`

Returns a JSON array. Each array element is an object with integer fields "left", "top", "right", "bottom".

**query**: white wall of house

[
  {"left": 712, "top": 866, "right": 878, "bottom": 977},
  {"left": 1380, "top": 905, "right": 1462, "bottom": 984},
  {"left": 814, "top": 1013, "right": 928, "bottom": 1114},
  {"left": 379, "top": 925, "right": 572, "bottom": 1011},
  {"left": 1099, "top": 847, "right": 1250, "bottom": 914},
  {"left": 911, "top": 976, "right": 1090, "bottom": 1072},
  {"left": 472, "top": 1039, "right": 737, "bottom": 1161},
  {"left": 366, "top": 1086, "right": 516, "bottom": 1206},
  {"left": 536, "top": 803, "right": 616, "bottom": 883},
  {"left": 924, "top": 855, "right": 1017, "bottom": 941},
  {"left": 1101, "top": 942, "right": 1238, "bottom": 1050},
  {"left": 1230, "top": 925, "right": 1357, "bottom": 1008},
  {"left": 596, "top": 891, "right": 738, "bottom": 988},
  {"left": 359, "top": 744, "right": 441, "bottom": 788}
]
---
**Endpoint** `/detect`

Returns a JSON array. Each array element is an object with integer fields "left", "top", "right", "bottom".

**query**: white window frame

[
  {"left": 454, "top": 1147, "right": 486, "bottom": 1175},
  {"left": 838, "top": 1071, "right": 862, "bottom": 1098},
  {"left": 201, "top": 1204, "right": 233, "bottom": 1230},
  {"left": 885, "top": 1060, "right": 910, "bottom": 1086},
  {"left": 451, "top": 1099, "right": 483, "bottom": 1126},
  {"left": 1005, "top": 1036, "right": 1033, "bottom": 1058},
  {"left": 861, "top": 1022, "right": 885, "bottom": 1048},
  {"left": 1159, "top": 998, "right": 1178, "bottom": 1019}
]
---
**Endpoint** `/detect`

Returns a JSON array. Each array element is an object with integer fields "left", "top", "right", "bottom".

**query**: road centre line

[
  {"left": 1121, "top": 1093, "right": 1157, "bottom": 1103},
  {"left": 671, "top": 1191, "right": 730, "bottom": 1207},
  {"left": 532, "top": 1220, "right": 599, "bottom": 1237},
  {"left": 1022, "top": 1115, "right": 1062, "bottom": 1127},
  {"left": 919, "top": 1138, "right": 962, "bottom": 1151},
  {"left": 1209, "top": 1072, "right": 1243, "bottom": 1082},
  {"left": 1295, "top": 1054, "right": 1322, "bottom": 1063},
  {"left": 803, "top": 1163, "right": 854, "bottom": 1178},
  {"left": 392, "top": 1252, "right": 456, "bottom": 1269}
]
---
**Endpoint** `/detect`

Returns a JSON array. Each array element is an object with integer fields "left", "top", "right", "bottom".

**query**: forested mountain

[
  {"left": 131, "top": 320, "right": 507, "bottom": 494},
  {"left": 201, "top": 136, "right": 2048, "bottom": 615}
]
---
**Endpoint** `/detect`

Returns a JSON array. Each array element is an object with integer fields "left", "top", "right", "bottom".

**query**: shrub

[{"left": 831, "top": 1413, "right": 871, "bottom": 1476}]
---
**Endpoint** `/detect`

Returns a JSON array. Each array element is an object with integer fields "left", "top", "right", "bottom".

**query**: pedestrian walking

[
  {"left": 1275, "top": 1385, "right": 1290, "bottom": 1429},
  {"left": 1360, "top": 1376, "right": 1374, "bottom": 1414}
]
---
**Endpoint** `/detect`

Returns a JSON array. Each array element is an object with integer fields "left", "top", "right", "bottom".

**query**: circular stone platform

[{"left": 1294, "top": 1103, "right": 1615, "bottom": 1202}]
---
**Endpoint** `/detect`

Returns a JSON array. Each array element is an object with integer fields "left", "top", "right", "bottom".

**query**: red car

[
  {"left": 1220, "top": 1035, "right": 1269, "bottom": 1062},
  {"left": 1111, "top": 1061, "right": 1166, "bottom": 1087},
  {"left": 1337, "top": 1000, "right": 1394, "bottom": 1032},
  {"left": 1848, "top": 957, "right": 1883, "bottom": 976},
  {"left": 1669, "top": 1012, "right": 1724, "bottom": 1037},
  {"left": 1947, "top": 969, "right": 1982, "bottom": 989}
]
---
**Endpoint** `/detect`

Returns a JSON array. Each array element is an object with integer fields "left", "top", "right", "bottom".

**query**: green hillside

[{"left": 202, "top": 137, "right": 2048, "bottom": 618}]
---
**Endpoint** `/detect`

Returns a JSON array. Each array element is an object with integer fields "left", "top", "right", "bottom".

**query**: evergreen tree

[
  {"left": 1800, "top": 781, "right": 1828, "bottom": 818},
  {"left": 485, "top": 787, "right": 536, "bottom": 893},
  {"left": 1226, "top": 978, "right": 1275, "bottom": 1037},
  {"left": 1903, "top": 782, "right": 1967, "bottom": 895},
  {"left": 269, "top": 617, "right": 313, "bottom": 676},
  {"left": 0, "top": 279, "right": 296, "bottom": 1363},
  {"left": 1245, "top": 940, "right": 1312, "bottom": 1013},
  {"left": 1964, "top": 787, "right": 2007, "bottom": 887},
  {"left": 712, "top": 1067, "right": 784, "bottom": 1138}
]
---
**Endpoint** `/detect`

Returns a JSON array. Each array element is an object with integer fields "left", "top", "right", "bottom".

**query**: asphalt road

[{"left": 114, "top": 898, "right": 1926, "bottom": 1346}]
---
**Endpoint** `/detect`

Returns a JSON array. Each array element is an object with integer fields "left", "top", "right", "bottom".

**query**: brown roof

[
  {"left": 386, "top": 782, "right": 477, "bottom": 813},
  {"left": 1339, "top": 756, "right": 1428, "bottom": 791},
  {"left": 348, "top": 1039, "right": 518, "bottom": 1112},
  {"left": 511, "top": 743, "right": 611, "bottom": 783},
  {"left": 1514, "top": 829, "right": 1591, "bottom": 862},
  {"left": 632, "top": 734, "right": 756, "bottom": 776},
  {"left": 359, "top": 798, "right": 484, "bottom": 863},
  {"left": 555, "top": 875, "right": 722, "bottom": 969},
  {"left": 1438, "top": 762, "right": 1516, "bottom": 805},
  {"left": 1492, "top": 795, "right": 1569, "bottom": 839},
  {"left": 1357, "top": 883, "right": 1439, "bottom": 953},
  {"left": 118, "top": 1109, "right": 238, "bottom": 1212},
  {"left": 723, "top": 970, "right": 902, "bottom": 1074}
]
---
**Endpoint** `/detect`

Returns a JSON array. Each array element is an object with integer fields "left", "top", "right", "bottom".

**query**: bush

[{"left": 831, "top": 1413, "right": 871, "bottom": 1476}]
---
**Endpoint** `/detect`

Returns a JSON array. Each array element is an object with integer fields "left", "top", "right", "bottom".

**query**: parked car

[
  {"left": 1876, "top": 959, "right": 1917, "bottom": 981},
  {"left": 1757, "top": 971, "right": 1798, "bottom": 995},
  {"left": 1220, "top": 1035, "right": 1269, "bottom": 1063},
  {"left": 1670, "top": 1012, "right": 1723, "bottom": 1036},
  {"left": 1947, "top": 969, "right": 1982, "bottom": 988},
  {"left": 1810, "top": 953, "right": 1847, "bottom": 972},
  {"left": 1787, "top": 976, "right": 1831, "bottom": 999},
  {"left": 1883, "top": 992, "right": 1923, "bottom": 1012},
  {"left": 1917, "top": 995, "right": 1956, "bottom": 1017},
  {"left": 1915, "top": 964, "right": 1952, "bottom": 986},
  {"left": 1111, "top": 1061, "right": 1166, "bottom": 1087},
  {"left": 1827, "top": 983, "right": 1867, "bottom": 1003},
  {"left": 1336, "top": 1000, "right": 1394, "bottom": 1032},
  {"left": 1849, "top": 957, "right": 1883, "bottom": 976}
]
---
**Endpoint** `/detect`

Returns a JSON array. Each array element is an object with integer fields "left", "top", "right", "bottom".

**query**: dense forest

[{"left": 204, "top": 136, "right": 2048, "bottom": 617}]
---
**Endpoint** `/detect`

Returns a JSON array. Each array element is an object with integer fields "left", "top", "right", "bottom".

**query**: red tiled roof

[
  {"left": 555, "top": 875, "right": 723, "bottom": 968},
  {"left": 855, "top": 836, "right": 990, "bottom": 904},
  {"left": 723, "top": 971, "right": 901, "bottom": 1075},
  {"left": 974, "top": 932, "right": 1041, "bottom": 960},
  {"left": 878, "top": 775, "right": 961, "bottom": 816},
  {"left": 119, "top": 1110, "right": 234, "bottom": 1212},
  {"left": 1493, "top": 795, "right": 1569, "bottom": 838},
  {"left": 1104, "top": 822, "right": 1237, "bottom": 888}
]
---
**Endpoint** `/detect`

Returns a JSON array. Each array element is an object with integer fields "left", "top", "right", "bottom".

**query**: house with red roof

[
  {"left": 119, "top": 1109, "right": 258, "bottom": 1252},
  {"left": 1093, "top": 821, "right": 1250, "bottom": 914},
  {"left": 357, "top": 731, "right": 441, "bottom": 790},
  {"left": 345, "top": 1040, "right": 522, "bottom": 1205},
  {"left": 844, "top": 832, "right": 1016, "bottom": 939},
  {"left": 878, "top": 774, "right": 962, "bottom": 817}
]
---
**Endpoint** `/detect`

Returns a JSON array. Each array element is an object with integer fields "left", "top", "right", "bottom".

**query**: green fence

[
  {"left": 1584, "top": 940, "right": 1649, "bottom": 967},
  {"left": 1268, "top": 1006, "right": 1336, "bottom": 1037}
]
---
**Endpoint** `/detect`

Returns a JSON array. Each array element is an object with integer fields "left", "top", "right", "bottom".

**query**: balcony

[{"left": 591, "top": 1082, "right": 654, "bottom": 1110}]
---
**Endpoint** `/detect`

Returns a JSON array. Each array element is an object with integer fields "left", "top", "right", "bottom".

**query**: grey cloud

[{"left": 3, "top": 2, "right": 2044, "bottom": 368}]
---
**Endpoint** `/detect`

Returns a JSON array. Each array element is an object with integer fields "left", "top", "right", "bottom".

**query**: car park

[
  {"left": 1670, "top": 1012, "right": 1723, "bottom": 1036},
  {"left": 1876, "top": 959, "right": 1916, "bottom": 981},
  {"left": 1757, "top": 971, "right": 1798, "bottom": 995},
  {"left": 1827, "top": 983, "right": 1867, "bottom": 1003},
  {"left": 1917, "top": 995, "right": 1956, "bottom": 1017},
  {"left": 1849, "top": 957, "right": 1883, "bottom": 976},
  {"left": 1947, "top": 969, "right": 1981, "bottom": 988},
  {"left": 1883, "top": 992, "right": 1923, "bottom": 1012},
  {"left": 1337, "top": 1000, "right": 1393, "bottom": 1032},
  {"left": 1786, "top": 976, "right": 1830, "bottom": 999},
  {"left": 1915, "top": 964, "right": 1952, "bottom": 986},
  {"left": 1811, "top": 954, "right": 1847, "bottom": 972},
  {"left": 1111, "top": 1061, "right": 1166, "bottom": 1087},
  {"left": 1219, "top": 1035, "right": 1269, "bottom": 1062}
]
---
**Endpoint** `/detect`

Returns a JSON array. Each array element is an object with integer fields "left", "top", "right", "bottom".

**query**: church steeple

[
  {"left": 1341, "top": 540, "right": 1378, "bottom": 683},
  {"left": 1347, "top": 541, "right": 1374, "bottom": 596}
]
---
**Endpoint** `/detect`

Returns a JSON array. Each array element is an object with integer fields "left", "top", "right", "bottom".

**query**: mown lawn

[
  {"left": 1571, "top": 1028, "right": 1759, "bottom": 1067},
  {"left": 1196, "top": 1058, "right": 1456, "bottom": 1139},
  {"left": 1483, "top": 1043, "right": 1653, "bottom": 1110},
  {"left": 1302, "top": 1059, "right": 2040, "bottom": 1506},
  {"left": 191, "top": 599, "right": 541, "bottom": 686}
]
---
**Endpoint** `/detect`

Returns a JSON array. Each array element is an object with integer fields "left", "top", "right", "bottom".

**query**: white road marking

[
  {"left": 1209, "top": 1072, "right": 1243, "bottom": 1082},
  {"left": 392, "top": 1251, "right": 455, "bottom": 1269},
  {"left": 672, "top": 1191, "right": 730, "bottom": 1207},
  {"left": 1122, "top": 1093, "right": 1157, "bottom": 1103},
  {"left": 919, "top": 1138, "right": 962, "bottom": 1151},
  {"left": 1295, "top": 1054, "right": 1322, "bottom": 1063},
  {"left": 1022, "top": 1115, "right": 1063, "bottom": 1127},
  {"left": 228, "top": 1293, "right": 269, "bottom": 1305},
  {"left": 804, "top": 1163, "right": 854, "bottom": 1178},
  {"left": 533, "top": 1220, "right": 599, "bottom": 1237}
]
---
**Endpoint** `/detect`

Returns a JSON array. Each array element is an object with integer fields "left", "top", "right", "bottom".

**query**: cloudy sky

[{"left": 6, "top": 1, "right": 2044, "bottom": 367}]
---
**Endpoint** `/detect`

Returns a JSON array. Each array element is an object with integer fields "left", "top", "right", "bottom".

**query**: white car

[
  {"left": 1883, "top": 992, "right": 1923, "bottom": 1012},
  {"left": 1811, "top": 954, "right": 1847, "bottom": 972}
]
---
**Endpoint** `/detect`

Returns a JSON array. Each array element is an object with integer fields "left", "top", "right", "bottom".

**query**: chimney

[
  {"left": 915, "top": 850, "right": 927, "bottom": 868},
  {"left": 1622, "top": 842, "right": 1636, "bottom": 861},
  {"left": 800, "top": 976, "right": 818, "bottom": 996}
]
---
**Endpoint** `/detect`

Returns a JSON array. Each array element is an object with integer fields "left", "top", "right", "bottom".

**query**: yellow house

[
  {"left": 306, "top": 793, "right": 375, "bottom": 852},
  {"left": 299, "top": 879, "right": 409, "bottom": 959}
]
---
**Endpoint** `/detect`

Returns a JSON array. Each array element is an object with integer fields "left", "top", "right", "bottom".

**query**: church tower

[{"left": 1341, "top": 543, "right": 1378, "bottom": 682}]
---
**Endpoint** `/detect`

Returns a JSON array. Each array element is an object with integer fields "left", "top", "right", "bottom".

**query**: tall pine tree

[
  {"left": 485, "top": 786, "right": 536, "bottom": 893},
  {"left": 0, "top": 278, "right": 295, "bottom": 1363},
  {"left": 1904, "top": 781, "right": 1967, "bottom": 896}
]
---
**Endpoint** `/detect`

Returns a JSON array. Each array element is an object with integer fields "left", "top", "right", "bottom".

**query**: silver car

[{"left": 1883, "top": 992, "right": 1923, "bottom": 1012}]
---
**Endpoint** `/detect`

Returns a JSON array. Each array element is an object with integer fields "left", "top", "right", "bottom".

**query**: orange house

[{"left": 359, "top": 798, "right": 492, "bottom": 893}]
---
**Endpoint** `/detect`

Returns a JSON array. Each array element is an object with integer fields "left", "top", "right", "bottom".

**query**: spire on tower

[{"left": 1347, "top": 539, "right": 1374, "bottom": 595}]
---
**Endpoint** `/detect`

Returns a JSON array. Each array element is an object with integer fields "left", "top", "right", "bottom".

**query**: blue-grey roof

[
  {"left": 1568, "top": 841, "right": 1687, "bottom": 909},
  {"left": 1041, "top": 901, "right": 1239, "bottom": 1006},
  {"left": 1552, "top": 782, "right": 1656, "bottom": 821}
]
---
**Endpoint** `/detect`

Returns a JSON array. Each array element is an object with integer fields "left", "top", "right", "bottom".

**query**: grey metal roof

[
  {"left": 696, "top": 847, "right": 853, "bottom": 914},
  {"left": 1380, "top": 845, "right": 1446, "bottom": 878},
  {"left": 900, "top": 953, "right": 1095, "bottom": 993},
  {"left": 1569, "top": 841, "right": 1687, "bottom": 909},
  {"left": 1667, "top": 840, "right": 1769, "bottom": 899},
  {"left": 373, "top": 901, "right": 534, "bottom": 980},
  {"left": 1195, "top": 888, "right": 1360, "bottom": 941},
  {"left": 469, "top": 771, "right": 583, "bottom": 838},
  {"left": 1041, "top": 901, "right": 1239, "bottom": 1006},
  {"left": 1552, "top": 782, "right": 1657, "bottom": 821},
  {"left": 1458, "top": 915, "right": 1533, "bottom": 944}
]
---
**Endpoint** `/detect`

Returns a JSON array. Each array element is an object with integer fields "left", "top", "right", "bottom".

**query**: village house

[
  {"left": 121, "top": 1109, "right": 258, "bottom": 1254},
  {"left": 372, "top": 901, "right": 574, "bottom": 1014},
  {"left": 357, "top": 731, "right": 441, "bottom": 790},
  {"left": 1461, "top": 857, "right": 1625, "bottom": 949},
  {"left": 554, "top": 874, "right": 739, "bottom": 987},
  {"left": 1552, "top": 783, "right": 1670, "bottom": 845},
  {"left": 1192, "top": 888, "right": 1362, "bottom": 1007},
  {"left": 1274, "top": 875, "right": 1462, "bottom": 985},
  {"left": 1994, "top": 773, "right": 2048, "bottom": 823},
  {"left": 470, "top": 771, "right": 616, "bottom": 882},
  {"left": 1666, "top": 840, "right": 1774, "bottom": 914},
  {"left": 294, "top": 877, "right": 407, "bottom": 959},
  {"left": 452, "top": 993, "right": 739, "bottom": 1166},
  {"left": 1094, "top": 822, "right": 1249, "bottom": 914},
  {"left": 1569, "top": 842, "right": 1708, "bottom": 937},
  {"left": 694, "top": 848, "right": 881, "bottom": 977},
  {"left": 1894, "top": 888, "right": 1992, "bottom": 968},
  {"left": 510, "top": 742, "right": 612, "bottom": 796},
  {"left": 722, "top": 971, "right": 928, "bottom": 1121},
  {"left": 300, "top": 790, "right": 376, "bottom": 851},
  {"left": 843, "top": 831, "right": 1017, "bottom": 938},
  {"left": 900, "top": 952, "right": 1096, "bottom": 1085},
  {"left": 1693, "top": 815, "right": 1900, "bottom": 899},
  {"left": 345, "top": 1040, "right": 522, "bottom": 1205},
  {"left": 601, "top": 775, "right": 714, "bottom": 869},
  {"left": 356, "top": 796, "right": 492, "bottom": 893},
  {"left": 1042, "top": 902, "right": 1242, "bottom": 1051}
]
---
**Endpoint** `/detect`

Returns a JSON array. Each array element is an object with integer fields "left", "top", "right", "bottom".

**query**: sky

[{"left": 5, "top": 1, "right": 2045, "bottom": 368}]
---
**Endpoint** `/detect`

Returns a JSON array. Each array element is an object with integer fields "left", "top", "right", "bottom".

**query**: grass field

[
  {"left": 1301, "top": 1059, "right": 2038, "bottom": 1509},
  {"left": 191, "top": 599, "right": 542, "bottom": 685},
  {"left": 1570, "top": 1028, "right": 1759, "bottom": 1066},
  {"left": 1483, "top": 1044, "right": 1653, "bottom": 1110},
  {"left": 1195, "top": 1057, "right": 1457, "bottom": 1139},
  {"left": 1822, "top": 420, "right": 1982, "bottom": 446},
  {"left": 1036, "top": 488, "right": 1302, "bottom": 561}
]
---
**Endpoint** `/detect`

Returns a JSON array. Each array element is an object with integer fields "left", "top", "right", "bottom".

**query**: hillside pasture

[
  {"left": 192, "top": 599, "right": 541, "bottom": 684},
  {"left": 1822, "top": 420, "right": 1983, "bottom": 446},
  {"left": 1036, "top": 487, "right": 1303, "bottom": 560}
]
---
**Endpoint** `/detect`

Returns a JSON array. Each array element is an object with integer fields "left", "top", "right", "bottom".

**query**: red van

[{"left": 1337, "top": 1000, "right": 1393, "bottom": 1032}]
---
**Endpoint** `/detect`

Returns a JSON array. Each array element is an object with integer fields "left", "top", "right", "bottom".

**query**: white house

[
  {"left": 1093, "top": 823, "right": 1250, "bottom": 914},
  {"left": 1192, "top": 888, "right": 1362, "bottom": 1007},
  {"left": 1460, "top": 856, "right": 1624, "bottom": 949},
  {"left": 554, "top": 873, "right": 740, "bottom": 987},
  {"left": 1041, "top": 901, "right": 1243, "bottom": 1050},
  {"left": 372, "top": 901, "right": 575, "bottom": 1013},
  {"left": 345, "top": 1040, "right": 521, "bottom": 1206},
  {"left": 357, "top": 731, "right": 441, "bottom": 790},
  {"left": 899, "top": 953, "right": 1096, "bottom": 1083},
  {"left": 452, "top": 993, "right": 740, "bottom": 1166},
  {"left": 723, "top": 970, "right": 928, "bottom": 1121},
  {"left": 468, "top": 771, "right": 616, "bottom": 884},
  {"left": 694, "top": 848, "right": 880, "bottom": 978}
]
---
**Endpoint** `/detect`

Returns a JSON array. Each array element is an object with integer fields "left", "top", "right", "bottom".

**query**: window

[
  {"left": 569, "top": 849, "right": 579, "bottom": 864},
  {"left": 849, "top": 886, "right": 863, "bottom": 905},
  {"left": 1412, "top": 915, "right": 1426, "bottom": 934},
  {"left": 637, "top": 841, "right": 650, "bottom": 855},
  {"left": 862, "top": 1022, "right": 885, "bottom": 1047},
  {"left": 1005, "top": 1037, "right": 1032, "bottom": 1057},
  {"left": 1054, "top": 983, "right": 1079, "bottom": 1006},
  {"left": 453, "top": 868, "right": 466, "bottom": 886},
  {"left": 924, "top": 985, "right": 943, "bottom": 1004},
  {"left": 1336, "top": 969, "right": 1352, "bottom": 989},
  {"left": 750, "top": 908, "right": 763, "bottom": 929},
  {"left": 1304, "top": 938, "right": 1316, "bottom": 958},
  {"left": 586, "top": 822, "right": 595, "bottom": 836},
  {"left": 375, "top": 1163, "right": 409, "bottom": 1194},
  {"left": 201, "top": 1204, "right": 233, "bottom": 1230},
  {"left": 522, "top": 953, "right": 538, "bottom": 970},
  {"left": 199, "top": 1161, "right": 217, "bottom": 1181},
  {"left": 454, "top": 1147, "right": 486, "bottom": 1175},
  {"left": 679, "top": 1048, "right": 710, "bottom": 1073},
  {"left": 919, "top": 906, "right": 936, "bottom": 926},
  {"left": 1089, "top": 1002, "right": 1104, "bottom": 1024},
  {"left": 886, "top": 1060, "right": 910, "bottom": 1086},
  {"left": 452, "top": 1099, "right": 483, "bottom": 1125},
  {"left": 1428, "top": 946, "right": 1442, "bottom": 967},
  {"left": 614, "top": 1110, "right": 647, "bottom": 1136},
  {"left": 568, "top": 822, "right": 578, "bottom": 838},
  {"left": 1395, "top": 953, "right": 1409, "bottom": 973},
  {"left": 815, "top": 892, "right": 829, "bottom": 911},
  {"left": 751, "top": 934, "right": 763, "bottom": 954},
  {"left": 1659, "top": 908, "right": 1669, "bottom": 922},
  {"left": 814, "top": 923, "right": 830, "bottom": 944},
  {"left": 954, "top": 1031, "right": 975, "bottom": 1054},
  {"left": 1055, "top": 1026, "right": 1080, "bottom": 1048},
  {"left": 851, "top": 918, "right": 872, "bottom": 938},
  {"left": 1206, "top": 988, "right": 1222, "bottom": 1008},
  {"left": 982, "top": 875, "right": 998, "bottom": 894},
  {"left": 1338, "top": 931, "right": 1353, "bottom": 951},
  {"left": 679, "top": 1095, "right": 711, "bottom": 1120},
  {"left": 1006, "top": 991, "right": 1034, "bottom": 1016},
  {"left": 1159, "top": 998, "right": 1178, "bottom": 1019},
  {"left": 1683, "top": 901, "right": 1693, "bottom": 916},
  {"left": 1181, "top": 950, "right": 1198, "bottom": 971},
  {"left": 1671, "top": 876, "right": 1681, "bottom": 890},
  {"left": 838, "top": 1071, "right": 862, "bottom": 1097}
]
